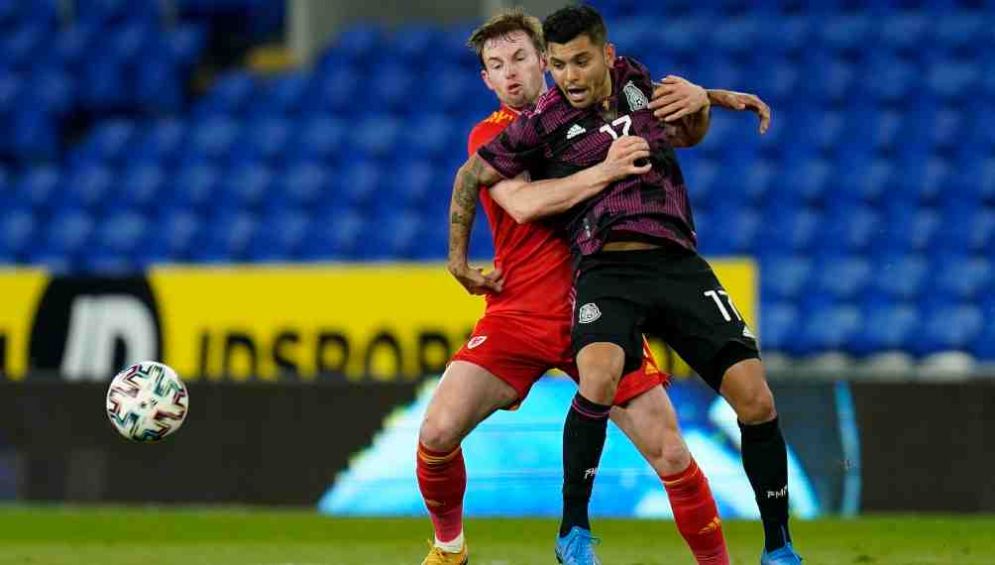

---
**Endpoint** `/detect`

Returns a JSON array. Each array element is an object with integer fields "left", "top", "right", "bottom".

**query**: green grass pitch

[{"left": 0, "top": 506, "right": 993, "bottom": 564}]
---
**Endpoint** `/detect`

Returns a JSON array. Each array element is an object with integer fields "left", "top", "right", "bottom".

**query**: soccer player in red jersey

[
  {"left": 450, "top": 5, "right": 794, "bottom": 565},
  {"left": 420, "top": 10, "right": 770, "bottom": 565}
]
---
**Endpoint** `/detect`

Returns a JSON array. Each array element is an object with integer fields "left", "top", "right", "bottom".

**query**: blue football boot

[
  {"left": 555, "top": 527, "right": 601, "bottom": 565},
  {"left": 761, "top": 542, "right": 803, "bottom": 565}
]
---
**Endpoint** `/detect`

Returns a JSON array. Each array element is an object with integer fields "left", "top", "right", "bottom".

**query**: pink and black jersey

[{"left": 477, "top": 57, "right": 697, "bottom": 256}]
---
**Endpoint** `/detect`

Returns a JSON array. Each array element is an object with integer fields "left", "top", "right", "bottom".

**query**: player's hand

[
  {"left": 707, "top": 89, "right": 771, "bottom": 134},
  {"left": 649, "top": 75, "right": 710, "bottom": 123},
  {"left": 601, "top": 135, "right": 652, "bottom": 181},
  {"left": 448, "top": 264, "right": 504, "bottom": 295}
]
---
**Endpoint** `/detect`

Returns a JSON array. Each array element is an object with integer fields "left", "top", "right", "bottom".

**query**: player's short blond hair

[{"left": 467, "top": 9, "right": 545, "bottom": 69}]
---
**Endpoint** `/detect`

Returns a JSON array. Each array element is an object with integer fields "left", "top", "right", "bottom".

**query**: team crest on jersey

[
  {"left": 623, "top": 81, "right": 648, "bottom": 111},
  {"left": 467, "top": 336, "right": 488, "bottom": 349},
  {"left": 578, "top": 303, "right": 602, "bottom": 324}
]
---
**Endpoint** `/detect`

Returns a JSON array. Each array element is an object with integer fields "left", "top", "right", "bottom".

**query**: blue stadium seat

[
  {"left": 340, "top": 160, "right": 383, "bottom": 210},
  {"left": 189, "top": 117, "right": 239, "bottom": 160},
  {"left": 782, "top": 157, "right": 830, "bottom": 203},
  {"left": 817, "top": 206, "right": 880, "bottom": 253},
  {"left": 0, "top": 207, "right": 35, "bottom": 257},
  {"left": 289, "top": 116, "right": 345, "bottom": 161},
  {"left": 191, "top": 210, "right": 257, "bottom": 262},
  {"left": 79, "top": 56, "right": 128, "bottom": 111},
  {"left": 913, "top": 303, "right": 983, "bottom": 356},
  {"left": 333, "top": 23, "right": 383, "bottom": 64},
  {"left": 75, "top": 119, "right": 136, "bottom": 165},
  {"left": 301, "top": 212, "right": 364, "bottom": 260},
  {"left": 95, "top": 210, "right": 148, "bottom": 255},
  {"left": 64, "top": 165, "right": 113, "bottom": 210},
  {"left": 794, "top": 303, "right": 862, "bottom": 356},
  {"left": 15, "top": 166, "right": 60, "bottom": 210},
  {"left": 164, "top": 24, "right": 207, "bottom": 70},
  {"left": 849, "top": 301, "right": 919, "bottom": 355},
  {"left": 401, "top": 114, "right": 458, "bottom": 161},
  {"left": 761, "top": 256, "right": 812, "bottom": 301},
  {"left": 220, "top": 163, "right": 273, "bottom": 209},
  {"left": 879, "top": 12, "right": 928, "bottom": 51},
  {"left": 240, "top": 116, "right": 290, "bottom": 163},
  {"left": 130, "top": 119, "right": 186, "bottom": 164},
  {"left": 812, "top": 256, "right": 871, "bottom": 301},
  {"left": 759, "top": 301, "right": 798, "bottom": 353},
  {"left": 930, "top": 256, "right": 992, "bottom": 302},
  {"left": 259, "top": 72, "right": 309, "bottom": 116},
  {"left": 171, "top": 163, "right": 220, "bottom": 208},
  {"left": 9, "top": 106, "right": 59, "bottom": 160},
  {"left": 354, "top": 115, "right": 400, "bottom": 158},
  {"left": 279, "top": 161, "right": 332, "bottom": 208},
  {"left": 118, "top": 162, "right": 165, "bottom": 210},
  {"left": 928, "top": 62, "right": 979, "bottom": 102},
  {"left": 28, "top": 68, "right": 75, "bottom": 116},
  {"left": 935, "top": 12, "right": 986, "bottom": 52},
  {"left": 248, "top": 209, "right": 310, "bottom": 261},
  {"left": 869, "top": 253, "right": 928, "bottom": 301},
  {"left": 820, "top": 14, "right": 874, "bottom": 53},
  {"left": 51, "top": 24, "right": 96, "bottom": 67},
  {"left": 76, "top": 0, "right": 162, "bottom": 27},
  {"left": 44, "top": 210, "right": 95, "bottom": 256},
  {"left": 145, "top": 208, "right": 200, "bottom": 261},
  {"left": 134, "top": 54, "right": 183, "bottom": 113},
  {"left": 389, "top": 25, "right": 442, "bottom": 63},
  {"left": 195, "top": 72, "right": 256, "bottom": 116},
  {"left": 970, "top": 314, "right": 995, "bottom": 361}
]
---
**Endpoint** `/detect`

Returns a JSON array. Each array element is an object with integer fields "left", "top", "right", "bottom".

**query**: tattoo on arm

[{"left": 448, "top": 156, "right": 492, "bottom": 266}]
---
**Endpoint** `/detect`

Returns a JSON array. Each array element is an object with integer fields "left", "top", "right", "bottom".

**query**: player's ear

[
  {"left": 604, "top": 42, "right": 616, "bottom": 64},
  {"left": 480, "top": 68, "right": 496, "bottom": 92}
]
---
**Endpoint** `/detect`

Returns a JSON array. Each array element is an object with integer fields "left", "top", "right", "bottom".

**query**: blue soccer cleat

[
  {"left": 555, "top": 527, "right": 601, "bottom": 565},
  {"left": 761, "top": 542, "right": 803, "bottom": 565}
]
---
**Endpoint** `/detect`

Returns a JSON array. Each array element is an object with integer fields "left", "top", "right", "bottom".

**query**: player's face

[
  {"left": 480, "top": 30, "right": 547, "bottom": 109},
  {"left": 547, "top": 34, "right": 615, "bottom": 109}
]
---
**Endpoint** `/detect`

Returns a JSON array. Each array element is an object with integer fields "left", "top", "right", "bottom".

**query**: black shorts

[{"left": 571, "top": 245, "right": 760, "bottom": 391}]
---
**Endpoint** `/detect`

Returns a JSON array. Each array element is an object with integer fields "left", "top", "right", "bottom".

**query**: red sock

[
  {"left": 417, "top": 443, "right": 467, "bottom": 543},
  {"left": 662, "top": 458, "right": 730, "bottom": 565}
]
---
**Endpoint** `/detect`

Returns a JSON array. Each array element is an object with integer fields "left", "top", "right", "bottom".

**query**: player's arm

[
  {"left": 648, "top": 75, "right": 711, "bottom": 148},
  {"left": 447, "top": 154, "right": 505, "bottom": 295},
  {"left": 706, "top": 89, "right": 772, "bottom": 134},
  {"left": 489, "top": 135, "right": 652, "bottom": 224}
]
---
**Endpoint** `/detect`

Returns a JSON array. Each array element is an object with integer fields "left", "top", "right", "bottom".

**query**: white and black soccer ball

[{"left": 106, "top": 361, "right": 189, "bottom": 442}]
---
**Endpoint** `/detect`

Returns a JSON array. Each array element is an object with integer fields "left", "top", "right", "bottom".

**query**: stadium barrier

[
  {"left": 2, "top": 373, "right": 992, "bottom": 514},
  {"left": 0, "top": 261, "right": 756, "bottom": 382}
]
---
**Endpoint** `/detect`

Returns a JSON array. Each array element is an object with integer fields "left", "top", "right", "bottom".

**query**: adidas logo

[{"left": 566, "top": 124, "right": 586, "bottom": 139}]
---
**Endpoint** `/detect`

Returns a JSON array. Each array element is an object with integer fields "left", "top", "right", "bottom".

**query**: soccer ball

[{"left": 106, "top": 361, "right": 189, "bottom": 442}]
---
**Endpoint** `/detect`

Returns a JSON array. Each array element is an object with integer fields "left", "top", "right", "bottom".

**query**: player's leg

[
  {"left": 610, "top": 383, "right": 729, "bottom": 564},
  {"left": 652, "top": 249, "right": 800, "bottom": 563},
  {"left": 417, "top": 360, "right": 517, "bottom": 563},
  {"left": 558, "top": 261, "right": 645, "bottom": 564},
  {"left": 717, "top": 358, "right": 799, "bottom": 563}
]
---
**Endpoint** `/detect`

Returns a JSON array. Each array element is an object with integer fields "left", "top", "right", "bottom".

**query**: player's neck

[{"left": 594, "top": 72, "right": 613, "bottom": 106}]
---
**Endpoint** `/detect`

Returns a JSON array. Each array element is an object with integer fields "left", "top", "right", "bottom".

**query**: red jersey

[{"left": 467, "top": 105, "right": 574, "bottom": 321}]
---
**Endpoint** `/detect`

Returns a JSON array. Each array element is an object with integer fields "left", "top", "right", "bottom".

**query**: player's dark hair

[
  {"left": 467, "top": 8, "right": 545, "bottom": 69},
  {"left": 542, "top": 4, "right": 607, "bottom": 47}
]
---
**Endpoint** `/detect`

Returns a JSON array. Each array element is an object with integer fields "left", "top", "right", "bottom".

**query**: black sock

[
  {"left": 559, "top": 393, "right": 611, "bottom": 537},
  {"left": 740, "top": 417, "right": 791, "bottom": 552}
]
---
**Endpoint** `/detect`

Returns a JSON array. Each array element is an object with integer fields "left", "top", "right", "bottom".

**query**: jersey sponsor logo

[
  {"left": 578, "top": 303, "right": 602, "bottom": 324},
  {"left": 467, "top": 336, "right": 487, "bottom": 349},
  {"left": 566, "top": 123, "right": 587, "bottom": 140},
  {"left": 584, "top": 467, "right": 598, "bottom": 480},
  {"left": 623, "top": 80, "right": 649, "bottom": 111}
]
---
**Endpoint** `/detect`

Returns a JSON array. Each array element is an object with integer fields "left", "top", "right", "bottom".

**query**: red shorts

[{"left": 451, "top": 313, "right": 668, "bottom": 407}]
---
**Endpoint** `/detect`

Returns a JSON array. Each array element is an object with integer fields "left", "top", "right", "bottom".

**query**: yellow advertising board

[
  {"left": 4, "top": 260, "right": 756, "bottom": 382},
  {"left": 0, "top": 268, "right": 50, "bottom": 381}
]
